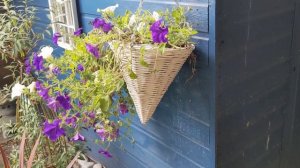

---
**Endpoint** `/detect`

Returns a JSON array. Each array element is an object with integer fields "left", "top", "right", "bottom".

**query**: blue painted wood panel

[
  {"left": 17, "top": 0, "right": 215, "bottom": 167},
  {"left": 215, "top": 0, "right": 298, "bottom": 168},
  {"left": 77, "top": 1, "right": 213, "bottom": 167}
]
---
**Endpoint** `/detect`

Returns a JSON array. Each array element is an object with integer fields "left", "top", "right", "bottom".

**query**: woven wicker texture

[{"left": 117, "top": 44, "right": 195, "bottom": 124}]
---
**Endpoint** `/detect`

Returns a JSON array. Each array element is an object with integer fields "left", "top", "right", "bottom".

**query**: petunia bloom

[
  {"left": 77, "top": 64, "right": 84, "bottom": 71},
  {"left": 88, "top": 112, "right": 96, "bottom": 119},
  {"left": 86, "top": 43, "right": 100, "bottom": 58},
  {"left": 98, "top": 149, "right": 112, "bottom": 158},
  {"left": 74, "top": 28, "right": 83, "bottom": 36},
  {"left": 65, "top": 116, "right": 77, "bottom": 127},
  {"left": 27, "top": 82, "right": 36, "bottom": 93},
  {"left": 56, "top": 93, "right": 73, "bottom": 111},
  {"left": 40, "top": 46, "right": 53, "bottom": 59},
  {"left": 52, "top": 32, "right": 61, "bottom": 46},
  {"left": 75, "top": 112, "right": 81, "bottom": 118},
  {"left": 92, "top": 18, "right": 105, "bottom": 29},
  {"left": 98, "top": 4, "right": 119, "bottom": 14},
  {"left": 24, "top": 58, "right": 32, "bottom": 74},
  {"left": 150, "top": 20, "right": 168, "bottom": 43},
  {"left": 71, "top": 132, "right": 85, "bottom": 141},
  {"left": 95, "top": 123, "right": 119, "bottom": 141},
  {"left": 52, "top": 67, "right": 61, "bottom": 75},
  {"left": 43, "top": 119, "right": 65, "bottom": 141},
  {"left": 102, "top": 22, "right": 113, "bottom": 33},
  {"left": 119, "top": 103, "right": 128, "bottom": 115},
  {"left": 38, "top": 87, "right": 49, "bottom": 100},
  {"left": 32, "top": 52, "right": 44, "bottom": 71},
  {"left": 77, "top": 101, "right": 83, "bottom": 108},
  {"left": 11, "top": 82, "right": 25, "bottom": 100},
  {"left": 35, "top": 81, "right": 42, "bottom": 91},
  {"left": 46, "top": 97, "right": 60, "bottom": 112}
]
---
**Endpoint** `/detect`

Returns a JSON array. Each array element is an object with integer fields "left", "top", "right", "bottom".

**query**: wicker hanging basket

[{"left": 116, "top": 44, "right": 195, "bottom": 124}]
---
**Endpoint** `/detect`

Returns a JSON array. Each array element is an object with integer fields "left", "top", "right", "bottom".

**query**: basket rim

[{"left": 118, "top": 43, "right": 195, "bottom": 51}]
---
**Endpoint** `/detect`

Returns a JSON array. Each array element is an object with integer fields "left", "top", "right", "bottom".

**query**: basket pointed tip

[{"left": 121, "top": 44, "right": 195, "bottom": 125}]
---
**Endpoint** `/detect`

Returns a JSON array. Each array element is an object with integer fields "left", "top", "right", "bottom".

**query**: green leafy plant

[
  {"left": 7, "top": 96, "right": 78, "bottom": 168},
  {"left": 13, "top": 1, "right": 197, "bottom": 160},
  {"left": 0, "top": 0, "right": 47, "bottom": 86},
  {"left": 0, "top": 1, "right": 78, "bottom": 167}
]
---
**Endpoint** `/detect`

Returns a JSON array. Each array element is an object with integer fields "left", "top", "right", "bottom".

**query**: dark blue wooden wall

[
  {"left": 282, "top": 2, "right": 300, "bottom": 168},
  {"left": 21, "top": 0, "right": 216, "bottom": 168},
  {"left": 215, "top": 0, "right": 300, "bottom": 167}
]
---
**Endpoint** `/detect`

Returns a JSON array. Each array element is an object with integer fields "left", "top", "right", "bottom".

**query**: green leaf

[
  {"left": 99, "top": 96, "right": 112, "bottom": 112},
  {"left": 139, "top": 46, "right": 149, "bottom": 67},
  {"left": 128, "top": 69, "right": 137, "bottom": 79},
  {"left": 172, "top": 7, "right": 184, "bottom": 23}
]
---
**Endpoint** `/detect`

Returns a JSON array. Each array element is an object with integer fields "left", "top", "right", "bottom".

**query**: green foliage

[
  {"left": 98, "top": 6, "right": 197, "bottom": 76},
  {"left": 0, "top": 0, "right": 45, "bottom": 62},
  {"left": 103, "top": 6, "right": 197, "bottom": 47},
  {"left": 4, "top": 96, "right": 78, "bottom": 168},
  {"left": 36, "top": 27, "right": 136, "bottom": 148},
  {"left": 0, "top": 1, "right": 78, "bottom": 167}
]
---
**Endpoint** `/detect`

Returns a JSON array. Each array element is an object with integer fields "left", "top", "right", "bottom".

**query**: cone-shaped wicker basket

[{"left": 116, "top": 44, "right": 195, "bottom": 124}]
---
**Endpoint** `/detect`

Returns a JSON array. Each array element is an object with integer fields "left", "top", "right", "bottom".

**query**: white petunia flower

[
  {"left": 27, "top": 82, "right": 36, "bottom": 93},
  {"left": 137, "top": 22, "right": 146, "bottom": 32},
  {"left": 11, "top": 82, "right": 25, "bottom": 100},
  {"left": 152, "top": 11, "right": 160, "bottom": 21},
  {"left": 129, "top": 14, "right": 136, "bottom": 26},
  {"left": 98, "top": 4, "right": 119, "bottom": 14},
  {"left": 40, "top": 46, "right": 53, "bottom": 59}
]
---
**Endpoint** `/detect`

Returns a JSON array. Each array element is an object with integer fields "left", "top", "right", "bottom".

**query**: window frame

[{"left": 48, "top": 0, "right": 79, "bottom": 50}]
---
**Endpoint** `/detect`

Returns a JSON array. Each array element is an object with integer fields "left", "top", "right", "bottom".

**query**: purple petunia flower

[
  {"left": 88, "top": 112, "right": 95, "bottom": 119},
  {"left": 56, "top": 93, "right": 72, "bottom": 111},
  {"left": 43, "top": 119, "right": 65, "bottom": 141},
  {"left": 98, "top": 149, "right": 112, "bottom": 158},
  {"left": 46, "top": 97, "right": 60, "bottom": 112},
  {"left": 52, "top": 67, "right": 61, "bottom": 75},
  {"left": 77, "top": 101, "right": 83, "bottom": 108},
  {"left": 71, "top": 132, "right": 85, "bottom": 141},
  {"left": 102, "top": 22, "right": 113, "bottom": 33},
  {"left": 95, "top": 123, "right": 119, "bottom": 141},
  {"left": 119, "top": 103, "right": 128, "bottom": 115},
  {"left": 77, "top": 64, "right": 84, "bottom": 71},
  {"left": 65, "top": 116, "right": 77, "bottom": 127},
  {"left": 24, "top": 58, "right": 32, "bottom": 74},
  {"left": 35, "top": 81, "right": 42, "bottom": 91},
  {"left": 33, "top": 52, "right": 44, "bottom": 71},
  {"left": 92, "top": 18, "right": 105, "bottom": 29},
  {"left": 96, "top": 128, "right": 106, "bottom": 141},
  {"left": 150, "top": 20, "right": 168, "bottom": 43},
  {"left": 38, "top": 87, "right": 49, "bottom": 100},
  {"left": 86, "top": 43, "right": 100, "bottom": 58},
  {"left": 52, "top": 32, "right": 61, "bottom": 46},
  {"left": 75, "top": 112, "right": 81, "bottom": 118},
  {"left": 74, "top": 28, "right": 83, "bottom": 36}
]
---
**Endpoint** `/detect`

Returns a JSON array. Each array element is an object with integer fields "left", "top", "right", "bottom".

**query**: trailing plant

[
  {"left": 0, "top": 0, "right": 47, "bottom": 81},
  {"left": 5, "top": 95, "right": 78, "bottom": 168},
  {"left": 23, "top": 25, "right": 136, "bottom": 157},
  {"left": 0, "top": 0, "right": 78, "bottom": 167},
  {"left": 98, "top": 4, "right": 197, "bottom": 77},
  {"left": 15, "top": 0, "right": 197, "bottom": 159}
]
